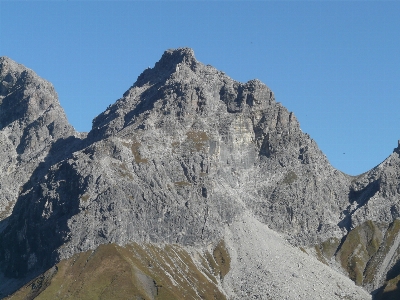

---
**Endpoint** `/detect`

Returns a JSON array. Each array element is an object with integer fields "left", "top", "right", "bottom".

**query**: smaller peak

[
  {"left": 248, "top": 78, "right": 263, "bottom": 84},
  {"left": 0, "top": 56, "right": 30, "bottom": 75},
  {"left": 0, "top": 56, "right": 17, "bottom": 67},
  {"left": 0, "top": 56, "right": 12, "bottom": 62},
  {"left": 0, "top": 56, "right": 22, "bottom": 67},
  {"left": 246, "top": 79, "right": 267, "bottom": 88}
]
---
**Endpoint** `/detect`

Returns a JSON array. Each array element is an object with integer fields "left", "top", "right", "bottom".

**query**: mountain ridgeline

[{"left": 0, "top": 49, "right": 399, "bottom": 299}]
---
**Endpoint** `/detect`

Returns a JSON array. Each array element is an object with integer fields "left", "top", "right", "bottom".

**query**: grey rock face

[
  {"left": 0, "top": 57, "right": 77, "bottom": 221},
  {"left": 0, "top": 49, "right": 353, "bottom": 277},
  {"left": 338, "top": 143, "right": 400, "bottom": 292},
  {"left": 0, "top": 48, "right": 396, "bottom": 299},
  {"left": 349, "top": 144, "right": 400, "bottom": 228},
  {"left": 88, "top": 47, "right": 352, "bottom": 246}
]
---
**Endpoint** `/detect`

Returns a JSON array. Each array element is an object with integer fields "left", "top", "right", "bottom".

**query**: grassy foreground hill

[{"left": 7, "top": 242, "right": 229, "bottom": 300}]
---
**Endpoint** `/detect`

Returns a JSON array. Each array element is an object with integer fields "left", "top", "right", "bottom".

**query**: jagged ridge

[{"left": 1, "top": 48, "right": 399, "bottom": 299}]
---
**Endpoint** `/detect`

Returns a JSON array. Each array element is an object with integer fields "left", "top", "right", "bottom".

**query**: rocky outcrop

[
  {"left": 311, "top": 143, "right": 400, "bottom": 295},
  {"left": 6, "top": 218, "right": 371, "bottom": 300},
  {"left": 2, "top": 49, "right": 353, "bottom": 271},
  {"left": 0, "top": 57, "right": 78, "bottom": 221},
  {"left": 0, "top": 48, "right": 398, "bottom": 299},
  {"left": 347, "top": 142, "right": 400, "bottom": 228}
]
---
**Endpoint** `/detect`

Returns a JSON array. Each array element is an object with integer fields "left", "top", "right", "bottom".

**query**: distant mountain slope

[{"left": 0, "top": 49, "right": 398, "bottom": 299}]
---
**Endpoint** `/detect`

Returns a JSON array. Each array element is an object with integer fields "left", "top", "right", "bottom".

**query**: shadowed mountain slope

[{"left": 0, "top": 57, "right": 79, "bottom": 221}]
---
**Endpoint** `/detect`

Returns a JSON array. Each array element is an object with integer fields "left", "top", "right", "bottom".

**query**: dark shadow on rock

[
  {"left": 0, "top": 74, "right": 30, "bottom": 131},
  {"left": 349, "top": 179, "right": 380, "bottom": 208},
  {"left": 15, "top": 119, "right": 68, "bottom": 156},
  {"left": 338, "top": 179, "right": 381, "bottom": 232},
  {"left": 386, "top": 259, "right": 400, "bottom": 282},
  {"left": 0, "top": 135, "right": 86, "bottom": 296},
  {"left": 122, "top": 82, "right": 166, "bottom": 129},
  {"left": 372, "top": 285, "right": 386, "bottom": 300},
  {"left": 337, "top": 210, "right": 352, "bottom": 232},
  {"left": 219, "top": 84, "right": 243, "bottom": 113},
  {"left": 372, "top": 280, "right": 400, "bottom": 300},
  {"left": 333, "top": 233, "right": 349, "bottom": 257}
]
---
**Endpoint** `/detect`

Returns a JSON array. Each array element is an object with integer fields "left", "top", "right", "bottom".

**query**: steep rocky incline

[
  {"left": 6, "top": 215, "right": 371, "bottom": 300},
  {"left": 332, "top": 143, "right": 400, "bottom": 296},
  {"left": 88, "top": 47, "right": 353, "bottom": 246},
  {"left": 0, "top": 48, "right": 397, "bottom": 299},
  {"left": 0, "top": 57, "right": 78, "bottom": 221},
  {"left": 2, "top": 49, "right": 353, "bottom": 273},
  {"left": 349, "top": 142, "right": 400, "bottom": 229}
]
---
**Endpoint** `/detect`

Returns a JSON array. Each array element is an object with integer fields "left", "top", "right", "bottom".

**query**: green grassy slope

[{"left": 7, "top": 242, "right": 229, "bottom": 300}]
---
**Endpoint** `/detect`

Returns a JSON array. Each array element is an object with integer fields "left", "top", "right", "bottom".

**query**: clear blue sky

[{"left": 1, "top": 1, "right": 399, "bottom": 176}]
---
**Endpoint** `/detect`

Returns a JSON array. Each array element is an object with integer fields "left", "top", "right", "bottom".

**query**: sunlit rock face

[{"left": 3, "top": 48, "right": 400, "bottom": 299}]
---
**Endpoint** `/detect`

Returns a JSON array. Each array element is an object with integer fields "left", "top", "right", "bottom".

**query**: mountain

[
  {"left": 0, "top": 57, "right": 79, "bottom": 221},
  {"left": 0, "top": 48, "right": 398, "bottom": 299}
]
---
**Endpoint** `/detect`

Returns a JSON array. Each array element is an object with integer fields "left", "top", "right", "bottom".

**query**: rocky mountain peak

[
  {"left": 0, "top": 56, "right": 24, "bottom": 95},
  {"left": 3, "top": 49, "right": 400, "bottom": 299},
  {"left": 130, "top": 47, "right": 197, "bottom": 90},
  {"left": 156, "top": 47, "right": 197, "bottom": 69},
  {"left": 0, "top": 56, "right": 62, "bottom": 123},
  {"left": 91, "top": 47, "right": 278, "bottom": 142},
  {"left": 0, "top": 56, "right": 77, "bottom": 221},
  {"left": 0, "top": 56, "right": 24, "bottom": 75}
]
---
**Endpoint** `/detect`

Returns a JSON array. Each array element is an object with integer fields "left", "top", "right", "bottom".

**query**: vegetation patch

[
  {"left": 299, "top": 247, "right": 308, "bottom": 255},
  {"left": 80, "top": 194, "right": 90, "bottom": 202},
  {"left": 123, "top": 243, "right": 226, "bottom": 300},
  {"left": 174, "top": 181, "right": 191, "bottom": 187},
  {"left": 383, "top": 220, "right": 400, "bottom": 254},
  {"left": 119, "top": 163, "right": 134, "bottom": 180},
  {"left": 336, "top": 220, "right": 383, "bottom": 286},
  {"left": 8, "top": 243, "right": 226, "bottom": 300},
  {"left": 6, "top": 266, "right": 58, "bottom": 300},
  {"left": 378, "top": 273, "right": 400, "bottom": 300},
  {"left": 319, "top": 237, "right": 341, "bottom": 259},
  {"left": 205, "top": 240, "right": 231, "bottom": 280},
  {"left": 212, "top": 240, "right": 231, "bottom": 278},
  {"left": 364, "top": 219, "right": 400, "bottom": 286},
  {"left": 314, "top": 246, "right": 328, "bottom": 265},
  {"left": 171, "top": 141, "right": 180, "bottom": 154}
]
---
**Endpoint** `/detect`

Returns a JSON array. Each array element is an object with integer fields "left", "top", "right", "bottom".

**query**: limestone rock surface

[
  {"left": 0, "top": 57, "right": 78, "bottom": 221},
  {"left": 0, "top": 48, "right": 398, "bottom": 299}
]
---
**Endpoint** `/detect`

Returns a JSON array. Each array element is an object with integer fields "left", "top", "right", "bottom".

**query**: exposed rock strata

[
  {"left": 0, "top": 57, "right": 78, "bottom": 220},
  {"left": 314, "top": 143, "right": 400, "bottom": 295},
  {"left": 6, "top": 220, "right": 371, "bottom": 300},
  {"left": 0, "top": 49, "right": 398, "bottom": 298}
]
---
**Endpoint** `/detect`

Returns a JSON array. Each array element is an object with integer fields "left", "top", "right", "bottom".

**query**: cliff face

[
  {"left": 0, "top": 48, "right": 398, "bottom": 299},
  {"left": 349, "top": 143, "right": 400, "bottom": 228},
  {"left": 0, "top": 57, "right": 77, "bottom": 221},
  {"left": 333, "top": 144, "right": 400, "bottom": 295}
]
